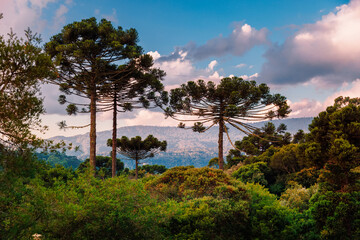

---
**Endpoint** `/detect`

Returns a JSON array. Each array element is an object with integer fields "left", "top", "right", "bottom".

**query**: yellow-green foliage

[
  {"left": 146, "top": 166, "right": 248, "bottom": 201},
  {"left": 280, "top": 183, "right": 318, "bottom": 212}
]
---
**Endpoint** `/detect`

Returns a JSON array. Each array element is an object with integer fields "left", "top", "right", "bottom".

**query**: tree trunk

[
  {"left": 111, "top": 92, "right": 117, "bottom": 177},
  {"left": 89, "top": 92, "right": 97, "bottom": 176},
  {"left": 135, "top": 158, "right": 138, "bottom": 180},
  {"left": 218, "top": 118, "right": 224, "bottom": 170}
]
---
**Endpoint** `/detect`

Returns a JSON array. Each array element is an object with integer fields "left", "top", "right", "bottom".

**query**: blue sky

[{"left": 1, "top": 0, "right": 359, "bottom": 137}]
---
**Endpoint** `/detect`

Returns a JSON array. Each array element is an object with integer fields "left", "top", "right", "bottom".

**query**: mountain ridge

[{"left": 50, "top": 117, "right": 313, "bottom": 168}]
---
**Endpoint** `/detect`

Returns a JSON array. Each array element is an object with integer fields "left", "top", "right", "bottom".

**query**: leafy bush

[
  {"left": 232, "top": 162, "right": 271, "bottom": 186},
  {"left": 161, "top": 197, "right": 250, "bottom": 240},
  {"left": 280, "top": 183, "right": 318, "bottom": 212},
  {"left": 4, "top": 174, "right": 164, "bottom": 240},
  {"left": 244, "top": 183, "right": 308, "bottom": 240},
  {"left": 309, "top": 191, "right": 360, "bottom": 240},
  {"left": 146, "top": 166, "right": 248, "bottom": 201}
]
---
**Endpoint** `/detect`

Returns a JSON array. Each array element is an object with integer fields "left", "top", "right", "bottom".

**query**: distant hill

[{"left": 50, "top": 117, "right": 313, "bottom": 169}]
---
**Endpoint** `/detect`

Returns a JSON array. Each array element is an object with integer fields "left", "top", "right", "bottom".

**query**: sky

[{"left": 1, "top": 0, "right": 360, "bottom": 138}]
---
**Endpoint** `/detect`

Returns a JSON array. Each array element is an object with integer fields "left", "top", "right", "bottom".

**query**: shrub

[{"left": 146, "top": 166, "right": 248, "bottom": 201}]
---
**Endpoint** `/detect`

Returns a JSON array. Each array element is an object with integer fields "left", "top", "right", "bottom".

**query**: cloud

[
  {"left": 102, "top": 8, "right": 118, "bottom": 23},
  {"left": 239, "top": 73, "right": 259, "bottom": 80},
  {"left": 148, "top": 51, "right": 225, "bottom": 87},
  {"left": 123, "top": 110, "right": 178, "bottom": 127},
  {"left": 208, "top": 60, "right": 218, "bottom": 71},
  {"left": 235, "top": 63, "right": 247, "bottom": 68},
  {"left": 288, "top": 79, "right": 360, "bottom": 117},
  {"left": 261, "top": 0, "right": 360, "bottom": 87},
  {"left": 157, "top": 23, "right": 269, "bottom": 62},
  {"left": 52, "top": 4, "right": 68, "bottom": 30},
  {"left": 0, "top": 0, "right": 72, "bottom": 36}
]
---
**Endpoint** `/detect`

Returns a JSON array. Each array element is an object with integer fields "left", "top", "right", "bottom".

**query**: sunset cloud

[{"left": 261, "top": 0, "right": 360, "bottom": 87}]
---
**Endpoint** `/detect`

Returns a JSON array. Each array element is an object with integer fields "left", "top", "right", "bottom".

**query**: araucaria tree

[
  {"left": 45, "top": 17, "right": 145, "bottom": 173},
  {"left": 0, "top": 29, "right": 53, "bottom": 147},
  {"left": 107, "top": 135, "right": 167, "bottom": 179},
  {"left": 166, "top": 77, "right": 290, "bottom": 170},
  {"left": 98, "top": 54, "right": 166, "bottom": 177}
]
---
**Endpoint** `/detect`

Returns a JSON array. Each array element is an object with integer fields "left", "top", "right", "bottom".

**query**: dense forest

[{"left": 1, "top": 16, "right": 359, "bottom": 239}]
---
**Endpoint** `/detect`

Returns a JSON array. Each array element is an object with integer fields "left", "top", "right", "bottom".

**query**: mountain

[{"left": 50, "top": 117, "right": 313, "bottom": 169}]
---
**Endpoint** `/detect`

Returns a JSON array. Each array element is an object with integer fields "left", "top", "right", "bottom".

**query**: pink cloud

[
  {"left": 289, "top": 79, "right": 360, "bottom": 117},
  {"left": 261, "top": 0, "right": 360, "bottom": 87}
]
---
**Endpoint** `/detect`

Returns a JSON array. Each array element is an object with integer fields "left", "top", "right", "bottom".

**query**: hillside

[{"left": 50, "top": 117, "right": 313, "bottom": 168}]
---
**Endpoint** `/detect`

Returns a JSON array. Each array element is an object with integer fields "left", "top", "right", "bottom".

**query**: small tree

[
  {"left": 78, "top": 156, "right": 124, "bottom": 178},
  {"left": 107, "top": 135, "right": 167, "bottom": 179},
  {"left": 166, "top": 77, "right": 290, "bottom": 170}
]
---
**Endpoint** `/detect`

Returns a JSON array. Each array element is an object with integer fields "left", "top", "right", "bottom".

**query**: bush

[
  {"left": 232, "top": 162, "right": 271, "bottom": 186},
  {"left": 146, "top": 166, "right": 248, "bottom": 201},
  {"left": 5, "top": 174, "right": 164, "bottom": 240},
  {"left": 309, "top": 191, "right": 360, "bottom": 240},
  {"left": 161, "top": 197, "right": 250, "bottom": 240},
  {"left": 244, "top": 183, "right": 307, "bottom": 240}
]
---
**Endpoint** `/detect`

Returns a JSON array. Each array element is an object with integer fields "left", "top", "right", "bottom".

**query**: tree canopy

[
  {"left": 165, "top": 77, "right": 290, "bottom": 169},
  {"left": 108, "top": 135, "right": 167, "bottom": 179},
  {"left": 45, "top": 17, "right": 145, "bottom": 173},
  {"left": 0, "top": 29, "right": 53, "bottom": 147}
]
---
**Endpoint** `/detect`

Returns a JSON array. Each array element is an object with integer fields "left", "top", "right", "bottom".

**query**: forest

[{"left": 1, "top": 16, "right": 360, "bottom": 240}]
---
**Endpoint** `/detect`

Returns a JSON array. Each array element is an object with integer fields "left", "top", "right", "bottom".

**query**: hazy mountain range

[{"left": 50, "top": 117, "right": 313, "bottom": 169}]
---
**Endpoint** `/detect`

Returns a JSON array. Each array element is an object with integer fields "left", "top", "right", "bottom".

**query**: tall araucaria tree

[
  {"left": 97, "top": 54, "right": 166, "bottom": 177},
  {"left": 165, "top": 77, "right": 290, "bottom": 170},
  {"left": 45, "top": 17, "right": 144, "bottom": 174}
]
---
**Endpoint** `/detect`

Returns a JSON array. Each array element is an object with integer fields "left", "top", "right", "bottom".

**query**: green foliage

[
  {"left": 208, "top": 157, "right": 219, "bottom": 168},
  {"left": 108, "top": 135, "right": 167, "bottom": 179},
  {"left": 270, "top": 144, "right": 302, "bottom": 174},
  {"left": 78, "top": 156, "right": 124, "bottom": 178},
  {"left": 290, "top": 167, "right": 320, "bottom": 188},
  {"left": 305, "top": 97, "right": 360, "bottom": 191},
  {"left": 232, "top": 162, "right": 271, "bottom": 186},
  {"left": 139, "top": 164, "right": 167, "bottom": 174},
  {"left": 0, "top": 29, "right": 53, "bottom": 147},
  {"left": 280, "top": 183, "right": 318, "bottom": 212},
  {"left": 146, "top": 166, "right": 248, "bottom": 201},
  {"left": 161, "top": 197, "right": 250, "bottom": 240},
  {"left": 244, "top": 183, "right": 305, "bottom": 240},
  {"left": 231, "top": 122, "right": 292, "bottom": 157},
  {"left": 309, "top": 191, "right": 360, "bottom": 240},
  {"left": 35, "top": 152, "right": 82, "bottom": 169},
  {"left": 4, "top": 174, "right": 164, "bottom": 240},
  {"left": 109, "top": 135, "right": 167, "bottom": 160}
]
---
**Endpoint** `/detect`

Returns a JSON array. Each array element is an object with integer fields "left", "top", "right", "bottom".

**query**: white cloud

[
  {"left": 235, "top": 63, "right": 247, "bottom": 68},
  {"left": 123, "top": 110, "right": 178, "bottom": 127},
  {"left": 240, "top": 73, "right": 259, "bottom": 80},
  {"left": 148, "top": 51, "right": 224, "bottom": 86},
  {"left": 261, "top": 0, "right": 360, "bottom": 87},
  {"left": 0, "top": 0, "right": 72, "bottom": 36},
  {"left": 207, "top": 60, "right": 217, "bottom": 71},
  {"left": 52, "top": 4, "right": 68, "bottom": 30}
]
